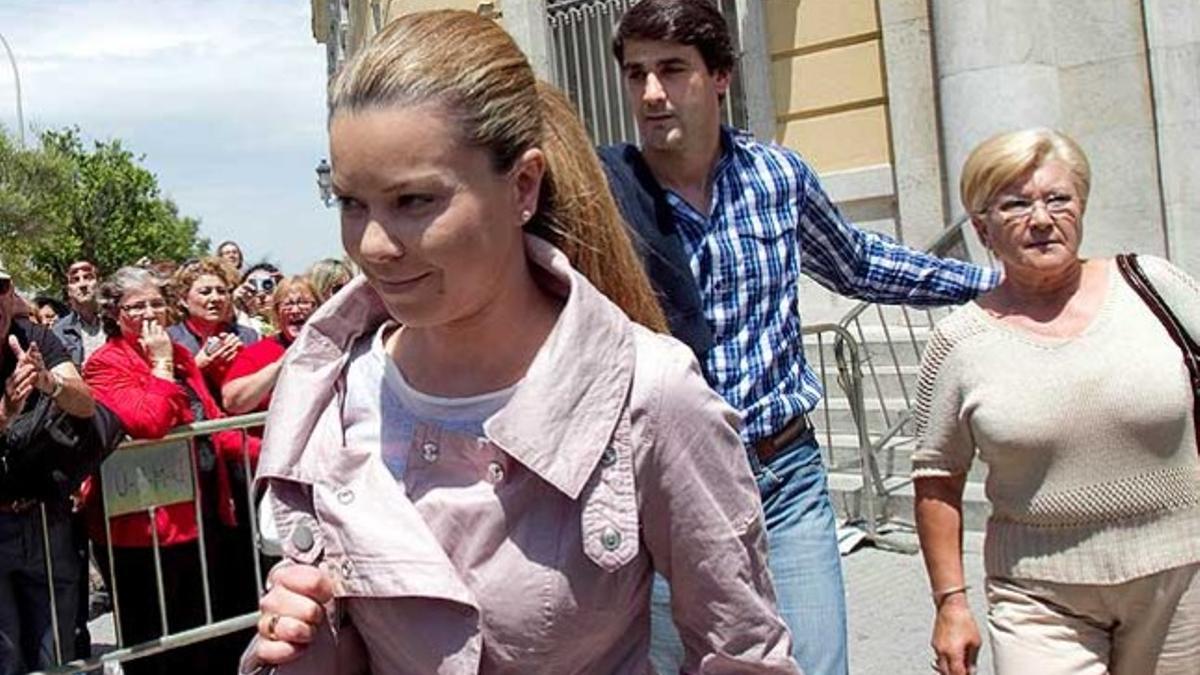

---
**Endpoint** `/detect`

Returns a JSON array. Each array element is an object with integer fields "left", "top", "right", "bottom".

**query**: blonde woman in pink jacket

[{"left": 241, "top": 10, "right": 799, "bottom": 675}]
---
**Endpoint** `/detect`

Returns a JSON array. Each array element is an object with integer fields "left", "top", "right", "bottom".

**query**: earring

[{"left": 520, "top": 210, "right": 532, "bottom": 223}]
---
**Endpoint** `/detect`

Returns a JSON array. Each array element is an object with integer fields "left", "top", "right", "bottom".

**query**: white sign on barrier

[{"left": 100, "top": 440, "right": 195, "bottom": 517}]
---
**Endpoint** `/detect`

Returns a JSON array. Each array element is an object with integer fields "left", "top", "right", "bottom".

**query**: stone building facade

[{"left": 313, "top": 0, "right": 1198, "bottom": 318}]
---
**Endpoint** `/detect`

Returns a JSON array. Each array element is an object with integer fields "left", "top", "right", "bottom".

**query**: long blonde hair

[{"left": 328, "top": 10, "right": 666, "bottom": 332}]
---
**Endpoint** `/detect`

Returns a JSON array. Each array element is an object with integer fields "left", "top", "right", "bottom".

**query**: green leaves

[{"left": 0, "top": 126, "right": 209, "bottom": 294}]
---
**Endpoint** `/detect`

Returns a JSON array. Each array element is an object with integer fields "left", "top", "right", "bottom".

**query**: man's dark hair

[
  {"left": 241, "top": 262, "right": 281, "bottom": 283},
  {"left": 612, "top": 0, "right": 735, "bottom": 74},
  {"left": 65, "top": 260, "right": 97, "bottom": 278}
]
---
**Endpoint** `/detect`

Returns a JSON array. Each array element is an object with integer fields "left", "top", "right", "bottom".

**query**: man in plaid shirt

[{"left": 599, "top": 2, "right": 999, "bottom": 673}]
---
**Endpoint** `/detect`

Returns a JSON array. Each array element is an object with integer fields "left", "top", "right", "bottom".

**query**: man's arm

[
  {"left": 795, "top": 159, "right": 999, "bottom": 307},
  {"left": 46, "top": 361, "right": 95, "bottom": 418},
  {"left": 32, "top": 324, "right": 95, "bottom": 417}
]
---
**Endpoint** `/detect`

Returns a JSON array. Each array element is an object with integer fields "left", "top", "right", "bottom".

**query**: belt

[
  {"left": 752, "top": 415, "right": 813, "bottom": 463},
  {"left": 0, "top": 498, "right": 38, "bottom": 515}
]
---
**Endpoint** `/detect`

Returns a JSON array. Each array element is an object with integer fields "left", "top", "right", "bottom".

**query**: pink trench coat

[{"left": 241, "top": 236, "right": 800, "bottom": 674}]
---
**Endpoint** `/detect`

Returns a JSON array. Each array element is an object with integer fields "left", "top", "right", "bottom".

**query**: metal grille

[{"left": 546, "top": 0, "right": 746, "bottom": 146}]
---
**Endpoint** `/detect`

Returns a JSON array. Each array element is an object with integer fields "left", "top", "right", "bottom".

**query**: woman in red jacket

[{"left": 84, "top": 266, "right": 258, "bottom": 675}]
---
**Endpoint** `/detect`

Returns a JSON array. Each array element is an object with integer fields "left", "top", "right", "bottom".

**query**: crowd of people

[
  {"left": 0, "top": 248, "right": 354, "bottom": 674},
  {"left": 2, "top": 1, "right": 1198, "bottom": 674}
]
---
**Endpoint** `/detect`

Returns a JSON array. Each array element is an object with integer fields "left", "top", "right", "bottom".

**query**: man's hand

[{"left": 2, "top": 336, "right": 39, "bottom": 425}]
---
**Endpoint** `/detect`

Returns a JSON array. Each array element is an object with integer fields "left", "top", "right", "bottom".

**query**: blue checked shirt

[{"left": 665, "top": 128, "right": 1000, "bottom": 445}]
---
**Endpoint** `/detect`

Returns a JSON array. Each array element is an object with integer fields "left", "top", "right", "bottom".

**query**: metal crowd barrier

[
  {"left": 814, "top": 218, "right": 997, "bottom": 551},
  {"left": 25, "top": 412, "right": 268, "bottom": 675}
]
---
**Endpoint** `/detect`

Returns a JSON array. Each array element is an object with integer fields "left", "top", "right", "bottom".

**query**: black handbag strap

[{"left": 1116, "top": 253, "right": 1200, "bottom": 447}]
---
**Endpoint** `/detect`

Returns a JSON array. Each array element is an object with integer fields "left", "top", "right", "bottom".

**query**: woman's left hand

[{"left": 931, "top": 598, "right": 980, "bottom": 675}]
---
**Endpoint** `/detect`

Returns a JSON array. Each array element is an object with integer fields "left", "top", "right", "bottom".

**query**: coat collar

[{"left": 258, "top": 235, "right": 636, "bottom": 500}]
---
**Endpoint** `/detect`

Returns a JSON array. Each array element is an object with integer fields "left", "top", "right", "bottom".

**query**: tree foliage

[{"left": 0, "top": 126, "right": 208, "bottom": 294}]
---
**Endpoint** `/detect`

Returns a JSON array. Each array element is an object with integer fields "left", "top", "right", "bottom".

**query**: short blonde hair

[{"left": 960, "top": 128, "right": 1091, "bottom": 216}]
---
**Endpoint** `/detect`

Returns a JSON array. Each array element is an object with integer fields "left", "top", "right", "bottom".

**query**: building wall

[
  {"left": 766, "top": 0, "right": 890, "bottom": 174},
  {"left": 765, "top": 0, "right": 902, "bottom": 321},
  {"left": 311, "top": 0, "right": 1198, "bottom": 287}
]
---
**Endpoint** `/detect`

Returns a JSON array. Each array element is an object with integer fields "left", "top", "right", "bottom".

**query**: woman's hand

[
  {"left": 195, "top": 333, "right": 241, "bottom": 370},
  {"left": 139, "top": 320, "right": 174, "bottom": 363},
  {"left": 255, "top": 563, "right": 335, "bottom": 666},
  {"left": 931, "top": 596, "right": 980, "bottom": 675}
]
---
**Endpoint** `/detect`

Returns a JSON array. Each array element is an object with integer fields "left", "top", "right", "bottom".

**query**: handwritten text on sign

[{"left": 101, "top": 441, "right": 195, "bottom": 517}]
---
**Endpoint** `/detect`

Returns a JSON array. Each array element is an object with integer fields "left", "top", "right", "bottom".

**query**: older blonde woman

[{"left": 913, "top": 128, "right": 1200, "bottom": 675}]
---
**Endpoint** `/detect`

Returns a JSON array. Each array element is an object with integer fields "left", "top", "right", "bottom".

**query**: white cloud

[{"left": 0, "top": 0, "right": 340, "bottom": 274}]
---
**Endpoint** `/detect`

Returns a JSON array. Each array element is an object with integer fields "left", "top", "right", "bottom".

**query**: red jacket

[{"left": 83, "top": 335, "right": 260, "bottom": 547}]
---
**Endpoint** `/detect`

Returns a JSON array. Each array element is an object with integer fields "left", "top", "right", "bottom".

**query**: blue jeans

[{"left": 649, "top": 431, "right": 848, "bottom": 674}]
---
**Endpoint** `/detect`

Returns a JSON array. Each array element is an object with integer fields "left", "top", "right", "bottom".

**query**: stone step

[
  {"left": 815, "top": 432, "right": 988, "bottom": 483},
  {"left": 827, "top": 472, "right": 992, "bottom": 533},
  {"left": 804, "top": 324, "right": 935, "bottom": 369},
  {"left": 808, "top": 395, "right": 915, "bottom": 436}
]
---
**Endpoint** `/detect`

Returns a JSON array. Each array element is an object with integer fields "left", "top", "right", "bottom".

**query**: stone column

[
  {"left": 501, "top": 0, "right": 554, "bottom": 80},
  {"left": 732, "top": 0, "right": 776, "bottom": 142},
  {"left": 929, "top": 0, "right": 1166, "bottom": 259},
  {"left": 877, "top": 0, "right": 947, "bottom": 248},
  {"left": 1143, "top": 0, "right": 1200, "bottom": 274}
]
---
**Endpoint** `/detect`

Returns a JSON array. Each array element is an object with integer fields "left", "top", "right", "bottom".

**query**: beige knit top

[{"left": 911, "top": 256, "right": 1200, "bottom": 584}]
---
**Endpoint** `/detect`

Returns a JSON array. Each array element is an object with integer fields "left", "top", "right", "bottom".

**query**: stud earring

[{"left": 521, "top": 210, "right": 532, "bottom": 222}]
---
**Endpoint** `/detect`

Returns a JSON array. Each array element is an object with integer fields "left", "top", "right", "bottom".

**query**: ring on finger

[{"left": 266, "top": 613, "right": 281, "bottom": 641}]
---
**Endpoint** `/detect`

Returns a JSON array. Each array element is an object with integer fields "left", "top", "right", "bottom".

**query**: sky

[{"left": 0, "top": 0, "right": 341, "bottom": 274}]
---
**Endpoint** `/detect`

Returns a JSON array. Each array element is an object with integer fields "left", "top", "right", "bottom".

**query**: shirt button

[
  {"left": 486, "top": 461, "right": 505, "bottom": 484},
  {"left": 600, "top": 446, "right": 617, "bottom": 468},
  {"left": 291, "top": 525, "right": 314, "bottom": 553},
  {"left": 600, "top": 527, "right": 621, "bottom": 551},
  {"left": 340, "top": 559, "right": 354, "bottom": 578},
  {"left": 336, "top": 488, "right": 354, "bottom": 505},
  {"left": 421, "top": 441, "right": 439, "bottom": 463}
]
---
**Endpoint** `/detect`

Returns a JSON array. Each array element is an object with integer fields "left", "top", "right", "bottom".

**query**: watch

[{"left": 47, "top": 371, "right": 65, "bottom": 399}]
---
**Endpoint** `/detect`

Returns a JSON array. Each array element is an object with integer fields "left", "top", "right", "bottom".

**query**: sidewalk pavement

[{"left": 845, "top": 529, "right": 991, "bottom": 674}]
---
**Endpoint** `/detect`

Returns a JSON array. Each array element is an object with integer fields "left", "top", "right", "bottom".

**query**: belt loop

[{"left": 745, "top": 441, "right": 765, "bottom": 475}]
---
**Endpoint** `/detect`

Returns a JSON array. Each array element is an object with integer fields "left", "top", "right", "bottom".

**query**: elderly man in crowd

[{"left": 0, "top": 264, "right": 96, "bottom": 674}]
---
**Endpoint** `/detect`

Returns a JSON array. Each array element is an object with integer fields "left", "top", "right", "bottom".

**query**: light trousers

[{"left": 987, "top": 563, "right": 1200, "bottom": 675}]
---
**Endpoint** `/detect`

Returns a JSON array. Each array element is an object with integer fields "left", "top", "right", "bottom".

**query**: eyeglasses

[
  {"left": 120, "top": 299, "right": 168, "bottom": 314},
  {"left": 991, "top": 194, "right": 1076, "bottom": 221},
  {"left": 279, "top": 300, "right": 315, "bottom": 311}
]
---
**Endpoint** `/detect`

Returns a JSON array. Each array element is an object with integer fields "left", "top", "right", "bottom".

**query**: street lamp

[
  {"left": 0, "top": 32, "right": 24, "bottom": 147},
  {"left": 315, "top": 159, "right": 333, "bottom": 207}
]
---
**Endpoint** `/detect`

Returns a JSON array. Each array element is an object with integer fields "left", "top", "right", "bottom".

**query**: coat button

[
  {"left": 336, "top": 488, "right": 355, "bottom": 505},
  {"left": 291, "top": 525, "right": 314, "bottom": 553},
  {"left": 600, "top": 446, "right": 617, "bottom": 468},
  {"left": 600, "top": 528, "right": 621, "bottom": 551},
  {"left": 421, "top": 441, "right": 439, "bottom": 463},
  {"left": 486, "top": 461, "right": 505, "bottom": 484}
]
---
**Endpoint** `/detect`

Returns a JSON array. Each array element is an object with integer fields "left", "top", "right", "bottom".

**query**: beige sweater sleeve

[
  {"left": 910, "top": 319, "right": 978, "bottom": 478},
  {"left": 1139, "top": 255, "right": 1200, "bottom": 340}
]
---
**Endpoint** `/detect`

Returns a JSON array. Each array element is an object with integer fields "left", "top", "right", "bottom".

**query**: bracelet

[{"left": 932, "top": 584, "right": 970, "bottom": 608}]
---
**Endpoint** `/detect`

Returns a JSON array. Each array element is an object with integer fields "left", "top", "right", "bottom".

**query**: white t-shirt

[
  {"left": 342, "top": 321, "right": 517, "bottom": 480},
  {"left": 259, "top": 322, "right": 517, "bottom": 548}
]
